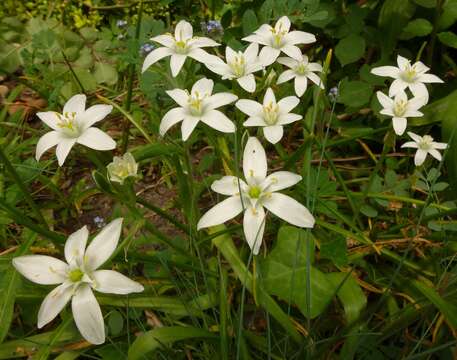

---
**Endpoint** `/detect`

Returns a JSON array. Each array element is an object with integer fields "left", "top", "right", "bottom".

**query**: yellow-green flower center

[
  {"left": 418, "top": 135, "right": 433, "bottom": 150},
  {"left": 295, "top": 62, "right": 308, "bottom": 75},
  {"left": 393, "top": 99, "right": 407, "bottom": 117},
  {"left": 188, "top": 91, "right": 206, "bottom": 116},
  {"left": 263, "top": 101, "right": 279, "bottom": 125},
  {"left": 401, "top": 66, "right": 417, "bottom": 83},
  {"left": 68, "top": 268, "right": 84, "bottom": 283},
  {"left": 270, "top": 25, "right": 287, "bottom": 48},
  {"left": 57, "top": 112, "right": 80, "bottom": 137},
  {"left": 229, "top": 54, "right": 246, "bottom": 77},
  {"left": 248, "top": 185, "right": 262, "bottom": 199},
  {"left": 174, "top": 39, "right": 189, "bottom": 54}
]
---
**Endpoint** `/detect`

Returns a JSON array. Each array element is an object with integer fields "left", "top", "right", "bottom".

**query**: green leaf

[
  {"left": 326, "top": 273, "right": 367, "bottom": 324},
  {"left": 128, "top": 326, "right": 217, "bottom": 360},
  {"left": 338, "top": 79, "right": 373, "bottom": 108},
  {"left": 242, "top": 9, "right": 258, "bottom": 36},
  {"left": 335, "top": 34, "right": 366, "bottom": 66},
  {"left": 438, "top": 0, "right": 457, "bottom": 30},
  {"left": 73, "top": 67, "right": 97, "bottom": 92},
  {"left": 400, "top": 18, "right": 433, "bottom": 39},
  {"left": 320, "top": 235, "right": 349, "bottom": 267},
  {"left": 437, "top": 31, "right": 457, "bottom": 48},
  {"left": 107, "top": 310, "right": 124, "bottom": 336},
  {"left": 412, "top": 0, "right": 436, "bottom": 7},
  {"left": 94, "top": 63, "right": 118, "bottom": 85},
  {"left": 260, "top": 226, "right": 335, "bottom": 318}
]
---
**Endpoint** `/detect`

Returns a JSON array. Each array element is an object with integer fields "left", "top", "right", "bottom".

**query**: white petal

[
  {"left": 84, "top": 218, "right": 123, "bottom": 271},
  {"left": 407, "top": 131, "right": 422, "bottom": 143},
  {"left": 56, "top": 138, "right": 76, "bottom": 166},
  {"left": 281, "top": 45, "right": 302, "bottom": 61},
  {"left": 277, "top": 57, "right": 297, "bottom": 68},
  {"left": 413, "top": 60, "right": 429, "bottom": 73},
  {"left": 200, "top": 110, "right": 235, "bottom": 133},
  {"left": 376, "top": 91, "right": 393, "bottom": 110},
  {"left": 263, "top": 87, "right": 276, "bottom": 106},
  {"left": 275, "top": 16, "right": 291, "bottom": 32},
  {"left": 244, "top": 42, "right": 259, "bottom": 63},
  {"left": 64, "top": 225, "right": 89, "bottom": 266},
  {"left": 277, "top": 70, "right": 295, "bottom": 84},
  {"left": 259, "top": 46, "right": 281, "bottom": 66},
  {"left": 392, "top": 117, "right": 407, "bottom": 135},
  {"left": 192, "top": 77, "right": 214, "bottom": 96},
  {"left": 36, "top": 131, "right": 61, "bottom": 161},
  {"left": 243, "top": 116, "right": 267, "bottom": 127},
  {"left": 188, "top": 48, "right": 220, "bottom": 64},
  {"left": 294, "top": 76, "right": 307, "bottom": 97},
  {"left": 63, "top": 94, "right": 86, "bottom": 115},
  {"left": 235, "top": 99, "right": 263, "bottom": 117},
  {"left": 77, "top": 105, "right": 112, "bottom": 130},
  {"left": 428, "top": 149, "right": 442, "bottom": 161},
  {"left": 243, "top": 206, "right": 266, "bottom": 256},
  {"left": 306, "top": 72, "right": 324, "bottom": 88},
  {"left": 170, "top": 54, "right": 187, "bottom": 77},
  {"left": 72, "top": 285, "right": 105, "bottom": 345},
  {"left": 197, "top": 195, "right": 243, "bottom": 229},
  {"left": 401, "top": 141, "right": 418, "bottom": 149},
  {"left": 190, "top": 37, "right": 219, "bottom": 48},
  {"left": 175, "top": 20, "right": 193, "bottom": 41},
  {"left": 92, "top": 270, "right": 144, "bottom": 294},
  {"left": 151, "top": 34, "right": 174, "bottom": 47},
  {"left": 263, "top": 125, "right": 283, "bottom": 144},
  {"left": 432, "top": 142, "right": 447, "bottom": 150},
  {"left": 181, "top": 117, "right": 200, "bottom": 141},
  {"left": 37, "top": 283, "right": 73, "bottom": 328},
  {"left": 409, "top": 82, "right": 429, "bottom": 103},
  {"left": 237, "top": 74, "right": 256, "bottom": 93},
  {"left": 278, "top": 96, "right": 299, "bottom": 114},
  {"left": 166, "top": 89, "right": 189, "bottom": 107},
  {"left": 418, "top": 73, "right": 443, "bottom": 83},
  {"left": 307, "top": 62, "right": 323, "bottom": 72},
  {"left": 77, "top": 128, "right": 116, "bottom": 151},
  {"left": 37, "top": 111, "right": 61, "bottom": 131},
  {"left": 243, "top": 137, "right": 267, "bottom": 183},
  {"left": 13, "top": 255, "right": 68, "bottom": 285},
  {"left": 160, "top": 107, "right": 185, "bottom": 136},
  {"left": 225, "top": 46, "right": 237, "bottom": 64},
  {"left": 371, "top": 66, "right": 400, "bottom": 78},
  {"left": 242, "top": 33, "right": 269, "bottom": 46},
  {"left": 142, "top": 47, "right": 172, "bottom": 73},
  {"left": 264, "top": 171, "right": 302, "bottom": 192},
  {"left": 263, "top": 192, "right": 315, "bottom": 228},
  {"left": 277, "top": 113, "right": 302, "bottom": 125},
  {"left": 211, "top": 176, "right": 247, "bottom": 196},
  {"left": 397, "top": 55, "right": 410, "bottom": 69},
  {"left": 389, "top": 79, "right": 408, "bottom": 97},
  {"left": 285, "top": 31, "right": 316, "bottom": 45},
  {"left": 414, "top": 149, "right": 427, "bottom": 166},
  {"left": 206, "top": 92, "right": 237, "bottom": 110}
]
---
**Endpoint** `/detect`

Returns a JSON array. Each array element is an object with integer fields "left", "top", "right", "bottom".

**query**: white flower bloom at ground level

[
  {"left": 197, "top": 137, "right": 314, "bottom": 255},
  {"left": 107, "top": 152, "right": 139, "bottom": 184},
  {"left": 243, "top": 16, "right": 316, "bottom": 66},
  {"left": 277, "top": 55, "right": 324, "bottom": 97},
  {"left": 142, "top": 20, "right": 219, "bottom": 77},
  {"left": 371, "top": 55, "right": 443, "bottom": 103},
  {"left": 12, "top": 219, "right": 144, "bottom": 345},
  {"left": 401, "top": 132, "right": 447, "bottom": 166},
  {"left": 376, "top": 91, "right": 424, "bottom": 136},
  {"left": 205, "top": 43, "right": 263, "bottom": 92},
  {"left": 36, "top": 94, "right": 116, "bottom": 166},
  {"left": 161, "top": 77, "right": 237, "bottom": 141},
  {"left": 236, "top": 88, "right": 301, "bottom": 144}
]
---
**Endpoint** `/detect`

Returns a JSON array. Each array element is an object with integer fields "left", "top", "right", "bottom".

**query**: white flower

[
  {"left": 376, "top": 91, "right": 424, "bottom": 135},
  {"left": 197, "top": 137, "right": 314, "bottom": 255},
  {"left": 36, "top": 94, "right": 116, "bottom": 166},
  {"left": 371, "top": 55, "right": 443, "bottom": 103},
  {"left": 235, "top": 88, "right": 301, "bottom": 144},
  {"left": 142, "top": 20, "right": 219, "bottom": 77},
  {"left": 107, "top": 152, "right": 138, "bottom": 184},
  {"left": 242, "top": 16, "right": 316, "bottom": 67},
  {"left": 205, "top": 43, "right": 263, "bottom": 92},
  {"left": 161, "top": 77, "right": 237, "bottom": 141},
  {"left": 12, "top": 219, "right": 143, "bottom": 345},
  {"left": 276, "top": 54, "right": 324, "bottom": 97},
  {"left": 401, "top": 132, "right": 447, "bottom": 166}
]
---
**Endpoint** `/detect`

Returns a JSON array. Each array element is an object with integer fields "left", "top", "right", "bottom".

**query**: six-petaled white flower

[
  {"left": 376, "top": 91, "right": 424, "bottom": 136},
  {"left": 277, "top": 54, "right": 324, "bottom": 97},
  {"left": 36, "top": 94, "right": 116, "bottom": 166},
  {"left": 197, "top": 137, "right": 314, "bottom": 255},
  {"left": 243, "top": 16, "right": 316, "bottom": 66},
  {"left": 401, "top": 132, "right": 447, "bottom": 166},
  {"left": 107, "top": 152, "right": 139, "bottom": 184},
  {"left": 142, "top": 20, "right": 219, "bottom": 77},
  {"left": 236, "top": 88, "right": 302, "bottom": 144},
  {"left": 12, "top": 219, "right": 144, "bottom": 345},
  {"left": 206, "top": 43, "right": 263, "bottom": 92},
  {"left": 161, "top": 77, "right": 238, "bottom": 141},
  {"left": 371, "top": 55, "right": 443, "bottom": 103}
]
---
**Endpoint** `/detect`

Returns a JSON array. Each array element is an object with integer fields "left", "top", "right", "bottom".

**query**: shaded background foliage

[{"left": 0, "top": 0, "right": 457, "bottom": 359}]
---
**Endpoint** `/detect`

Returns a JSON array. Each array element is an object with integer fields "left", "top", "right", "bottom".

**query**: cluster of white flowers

[{"left": 371, "top": 56, "right": 447, "bottom": 166}]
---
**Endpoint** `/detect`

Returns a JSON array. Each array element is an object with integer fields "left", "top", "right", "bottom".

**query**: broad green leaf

[
  {"left": 94, "top": 62, "right": 118, "bottom": 85},
  {"left": 326, "top": 273, "right": 367, "bottom": 324},
  {"left": 260, "top": 226, "right": 335, "bottom": 318},
  {"left": 320, "top": 235, "right": 349, "bottom": 267},
  {"left": 335, "top": 34, "right": 366, "bottom": 66},
  {"left": 242, "top": 10, "right": 258, "bottom": 36},
  {"left": 128, "top": 326, "right": 218, "bottom": 360},
  {"left": 437, "top": 31, "right": 457, "bottom": 48},
  {"left": 438, "top": 0, "right": 457, "bottom": 30},
  {"left": 338, "top": 79, "right": 373, "bottom": 108},
  {"left": 73, "top": 67, "right": 97, "bottom": 92},
  {"left": 412, "top": 0, "right": 436, "bottom": 7},
  {"left": 131, "top": 143, "right": 178, "bottom": 162},
  {"left": 399, "top": 19, "right": 433, "bottom": 39}
]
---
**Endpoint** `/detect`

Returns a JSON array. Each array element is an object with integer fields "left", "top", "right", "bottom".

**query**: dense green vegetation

[{"left": 0, "top": 0, "right": 457, "bottom": 359}]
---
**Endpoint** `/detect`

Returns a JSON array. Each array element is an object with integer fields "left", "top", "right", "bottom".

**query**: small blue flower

[
  {"left": 328, "top": 86, "right": 338, "bottom": 101},
  {"left": 93, "top": 216, "right": 105, "bottom": 228},
  {"left": 116, "top": 20, "right": 128, "bottom": 28},
  {"left": 201, "top": 20, "right": 223, "bottom": 37},
  {"left": 140, "top": 43, "right": 155, "bottom": 56}
]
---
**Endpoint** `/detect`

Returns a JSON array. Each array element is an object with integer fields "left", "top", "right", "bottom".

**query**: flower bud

[{"left": 107, "top": 152, "right": 138, "bottom": 185}]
